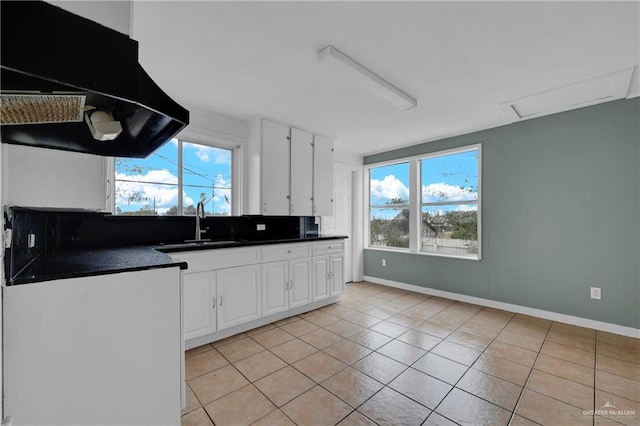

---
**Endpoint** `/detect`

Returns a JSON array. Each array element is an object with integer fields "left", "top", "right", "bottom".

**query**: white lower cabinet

[
  {"left": 184, "top": 264, "right": 262, "bottom": 337},
  {"left": 217, "top": 264, "right": 262, "bottom": 329},
  {"left": 312, "top": 256, "right": 330, "bottom": 301},
  {"left": 263, "top": 258, "right": 312, "bottom": 316},
  {"left": 176, "top": 239, "right": 344, "bottom": 346},
  {"left": 330, "top": 253, "right": 345, "bottom": 296},
  {"left": 183, "top": 271, "right": 217, "bottom": 340},
  {"left": 312, "top": 253, "right": 344, "bottom": 300}
]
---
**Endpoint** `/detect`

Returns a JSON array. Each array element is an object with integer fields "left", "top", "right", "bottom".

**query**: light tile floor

[{"left": 182, "top": 281, "right": 640, "bottom": 426}]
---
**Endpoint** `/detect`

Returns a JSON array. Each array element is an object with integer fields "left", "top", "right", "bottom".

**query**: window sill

[{"left": 366, "top": 246, "right": 481, "bottom": 261}]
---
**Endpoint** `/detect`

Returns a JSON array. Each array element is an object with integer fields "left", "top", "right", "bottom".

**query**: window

[
  {"left": 421, "top": 148, "right": 479, "bottom": 259},
  {"left": 369, "top": 162, "right": 410, "bottom": 248},
  {"left": 114, "top": 139, "right": 233, "bottom": 216},
  {"left": 366, "top": 144, "right": 481, "bottom": 260}
]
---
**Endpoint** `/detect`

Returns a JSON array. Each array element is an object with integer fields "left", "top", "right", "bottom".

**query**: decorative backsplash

[{"left": 4, "top": 207, "right": 318, "bottom": 282}]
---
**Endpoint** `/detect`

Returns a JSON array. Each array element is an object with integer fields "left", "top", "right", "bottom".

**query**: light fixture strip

[{"left": 317, "top": 45, "right": 417, "bottom": 111}]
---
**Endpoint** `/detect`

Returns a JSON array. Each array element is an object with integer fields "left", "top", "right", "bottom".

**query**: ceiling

[{"left": 131, "top": 1, "right": 639, "bottom": 157}]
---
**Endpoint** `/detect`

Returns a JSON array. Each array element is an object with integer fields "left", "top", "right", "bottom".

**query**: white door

[
  {"left": 322, "top": 163, "right": 354, "bottom": 282},
  {"left": 330, "top": 254, "right": 345, "bottom": 296},
  {"left": 261, "top": 120, "right": 290, "bottom": 215},
  {"left": 290, "top": 128, "right": 313, "bottom": 216},
  {"left": 217, "top": 264, "right": 262, "bottom": 329},
  {"left": 313, "top": 135, "right": 334, "bottom": 216},
  {"left": 183, "top": 272, "right": 217, "bottom": 339},
  {"left": 289, "top": 257, "right": 312, "bottom": 308},
  {"left": 262, "top": 261, "right": 289, "bottom": 316},
  {"left": 312, "top": 256, "right": 330, "bottom": 301}
]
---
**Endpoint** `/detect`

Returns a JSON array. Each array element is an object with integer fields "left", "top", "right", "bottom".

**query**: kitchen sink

[{"left": 156, "top": 240, "right": 243, "bottom": 250}]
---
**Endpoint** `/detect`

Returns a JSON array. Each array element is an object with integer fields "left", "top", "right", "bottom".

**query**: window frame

[
  {"left": 365, "top": 143, "right": 482, "bottom": 261},
  {"left": 367, "top": 160, "right": 411, "bottom": 251},
  {"left": 110, "top": 135, "right": 241, "bottom": 216}
]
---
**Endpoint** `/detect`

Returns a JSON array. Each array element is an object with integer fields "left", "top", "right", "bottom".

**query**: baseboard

[{"left": 363, "top": 276, "right": 640, "bottom": 339}]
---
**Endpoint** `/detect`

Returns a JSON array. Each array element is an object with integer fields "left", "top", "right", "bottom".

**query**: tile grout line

[
  {"left": 506, "top": 320, "right": 553, "bottom": 426},
  {"left": 424, "top": 302, "right": 518, "bottom": 424}
]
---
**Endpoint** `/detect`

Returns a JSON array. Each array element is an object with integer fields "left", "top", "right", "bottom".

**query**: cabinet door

[
  {"left": 217, "top": 264, "right": 262, "bottom": 329},
  {"left": 289, "top": 257, "right": 312, "bottom": 308},
  {"left": 330, "top": 254, "right": 345, "bottom": 296},
  {"left": 262, "top": 261, "right": 289, "bottom": 316},
  {"left": 290, "top": 128, "right": 313, "bottom": 216},
  {"left": 312, "top": 135, "right": 334, "bottom": 216},
  {"left": 312, "top": 256, "right": 330, "bottom": 301},
  {"left": 261, "top": 120, "right": 291, "bottom": 215},
  {"left": 183, "top": 272, "right": 217, "bottom": 340}
]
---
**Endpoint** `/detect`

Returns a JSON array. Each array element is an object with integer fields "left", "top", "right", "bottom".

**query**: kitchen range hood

[{"left": 0, "top": 1, "right": 189, "bottom": 158}]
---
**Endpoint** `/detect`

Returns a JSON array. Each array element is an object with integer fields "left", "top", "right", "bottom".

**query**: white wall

[
  {"left": 3, "top": 145, "right": 108, "bottom": 211},
  {"left": 179, "top": 106, "right": 248, "bottom": 146}
]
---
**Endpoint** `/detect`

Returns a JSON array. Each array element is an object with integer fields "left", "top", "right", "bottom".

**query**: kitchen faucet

[{"left": 194, "top": 201, "right": 208, "bottom": 241}]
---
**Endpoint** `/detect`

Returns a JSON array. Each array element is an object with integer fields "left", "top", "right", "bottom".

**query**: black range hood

[{"left": 0, "top": 1, "right": 189, "bottom": 158}]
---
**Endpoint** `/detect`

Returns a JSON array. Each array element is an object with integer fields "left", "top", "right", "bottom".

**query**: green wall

[{"left": 364, "top": 98, "right": 640, "bottom": 329}]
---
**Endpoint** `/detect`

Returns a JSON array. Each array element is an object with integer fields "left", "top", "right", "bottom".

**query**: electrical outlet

[
  {"left": 590, "top": 287, "right": 601, "bottom": 300},
  {"left": 256, "top": 224, "right": 266, "bottom": 231},
  {"left": 27, "top": 233, "right": 36, "bottom": 248},
  {"left": 381, "top": 259, "right": 387, "bottom": 267}
]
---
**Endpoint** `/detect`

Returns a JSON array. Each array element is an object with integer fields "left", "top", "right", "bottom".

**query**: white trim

[{"left": 363, "top": 275, "right": 640, "bottom": 339}]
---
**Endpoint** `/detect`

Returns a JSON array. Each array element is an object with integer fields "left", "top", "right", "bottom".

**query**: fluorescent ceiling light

[{"left": 317, "top": 45, "right": 418, "bottom": 111}]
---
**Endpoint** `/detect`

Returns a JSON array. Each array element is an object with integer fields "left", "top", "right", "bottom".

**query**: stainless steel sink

[{"left": 157, "top": 240, "right": 241, "bottom": 250}]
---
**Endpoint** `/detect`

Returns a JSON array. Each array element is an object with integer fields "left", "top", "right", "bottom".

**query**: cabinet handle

[
  {"left": 212, "top": 297, "right": 216, "bottom": 309},
  {"left": 289, "top": 280, "right": 294, "bottom": 290},
  {"left": 219, "top": 295, "right": 223, "bottom": 306},
  {"left": 263, "top": 202, "right": 267, "bottom": 213},
  {"left": 287, "top": 250, "right": 291, "bottom": 253},
  {"left": 291, "top": 204, "right": 294, "bottom": 213}
]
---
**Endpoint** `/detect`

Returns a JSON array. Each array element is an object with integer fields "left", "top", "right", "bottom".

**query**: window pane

[
  {"left": 422, "top": 205, "right": 478, "bottom": 257},
  {"left": 422, "top": 150, "right": 478, "bottom": 203},
  {"left": 182, "top": 142, "right": 232, "bottom": 216},
  {"left": 370, "top": 207, "right": 410, "bottom": 248},
  {"left": 114, "top": 141, "right": 180, "bottom": 215},
  {"left": 370, "top": 162, "right": 410, "bottom": 206}
]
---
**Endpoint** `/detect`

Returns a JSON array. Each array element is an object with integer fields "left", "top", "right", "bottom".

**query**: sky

[
  {"left": 369, "top": 149, "right": 478, "bottom": 219},
  {"left": 114, "top": 139, "right": 232, "bottom": 215}
]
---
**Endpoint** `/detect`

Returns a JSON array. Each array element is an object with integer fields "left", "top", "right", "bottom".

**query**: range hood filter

[{"left": 1, "top": 93, "right": 86, "bottom": 125}]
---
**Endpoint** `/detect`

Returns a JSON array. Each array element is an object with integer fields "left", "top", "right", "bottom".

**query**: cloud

[
  {"left": 210, "top": 174, "right": 232, "bottom": 215},
  {"left": 370, "top": 175, "right": 409, "bottom": 204},
  {"left": 422, "top": 182, "right": 477, "bottom": 202},
  {"left": 115, "top": 169, "right": 194, "bottom": 211},
  {"left": 185, "top": 144, "right": 231, "bottom": 165}
]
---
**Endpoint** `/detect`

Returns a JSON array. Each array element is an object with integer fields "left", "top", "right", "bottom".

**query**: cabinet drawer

[
  {"left": 312, "top": 240, "right": 344, "bottom": 255},
  {"left": 262, "top": 242, "right": 312, "bottom": 262},
  {"left": 169, "top": 246, "right": 261, "bottom": 273}
]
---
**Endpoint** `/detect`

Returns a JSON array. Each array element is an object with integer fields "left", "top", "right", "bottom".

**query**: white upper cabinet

[
  {"left": 290, "top": 128, "right": 313, "bottom": 216},
  {"left": 261, "top": 120, "right": 291, "bottom": 215},
  {"left": 312, "top": 135, "right": 334, "bottom": 216},
  {"left": 246, "top": 118, "right": 334, "bottom": 216}
]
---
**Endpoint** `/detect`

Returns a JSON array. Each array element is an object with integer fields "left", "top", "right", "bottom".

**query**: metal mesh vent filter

[{"left": 0, "top": 94, "right": 86, "bottom": 124}]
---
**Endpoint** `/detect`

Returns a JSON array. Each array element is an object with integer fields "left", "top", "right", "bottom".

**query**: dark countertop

[
  {"left": 8, "top": 235, "right": 347, "bottom": 285},
  {"left": 154, "top": 235, "right": 347, "bottom": 253}
]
